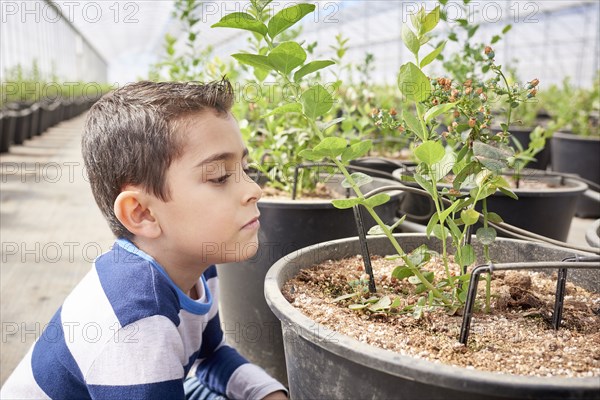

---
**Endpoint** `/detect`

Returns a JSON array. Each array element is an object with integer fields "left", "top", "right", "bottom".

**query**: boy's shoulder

[{"left": 89, "top": 244, "right": 182, "bottom": 327}]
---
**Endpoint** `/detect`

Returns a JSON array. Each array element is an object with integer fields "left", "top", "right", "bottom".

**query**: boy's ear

[{"left": 114, "top": 187, "right": 161, "bottom": 239}]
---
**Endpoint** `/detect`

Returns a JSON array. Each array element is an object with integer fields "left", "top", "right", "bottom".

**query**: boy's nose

[{"left": 242, "top": 173, "right": 262, "bottom": 204}]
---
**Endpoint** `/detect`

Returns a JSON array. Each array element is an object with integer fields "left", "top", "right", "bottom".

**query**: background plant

[
  {"left": 538, "top": 75, "right": 600, "bottom": 137},
  {"left": 212, "top": 0, "right": 341, "bottom": 195}
]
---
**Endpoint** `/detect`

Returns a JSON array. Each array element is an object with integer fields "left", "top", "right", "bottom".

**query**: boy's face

[{"left": 151, "top": 111, "right": 262, "bottom": 267}]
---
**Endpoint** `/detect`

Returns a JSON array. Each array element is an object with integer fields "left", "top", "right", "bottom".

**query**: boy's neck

[{"left": 129, "top": 237, "right": 208, "bottom": 296}]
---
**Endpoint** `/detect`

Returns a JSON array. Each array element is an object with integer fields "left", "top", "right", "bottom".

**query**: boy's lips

[{"left": 242, "top": 215, "right": 260, "bottom": 230}]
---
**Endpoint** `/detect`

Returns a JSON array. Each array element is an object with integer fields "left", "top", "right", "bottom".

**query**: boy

[{"left": 1, "top": 80, "right": 287, "bottom": 400}]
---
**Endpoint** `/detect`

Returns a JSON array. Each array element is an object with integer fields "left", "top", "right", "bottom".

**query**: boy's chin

[{"left": 220, "top": 239, "right": 259, "bottom": 264}]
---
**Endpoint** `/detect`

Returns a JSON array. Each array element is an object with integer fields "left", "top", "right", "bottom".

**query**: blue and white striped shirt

[{"left": 1, "top": 239, "right": 285, "bottom": 399}]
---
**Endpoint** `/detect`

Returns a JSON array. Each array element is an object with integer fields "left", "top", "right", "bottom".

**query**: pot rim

[
  {"left": 392, "top": 168, "right": 588, "bottom": 196},
  {"left": 553, "top": 131, "right": 600, "bottom": 141},
  {"left": 585, "top": 219, "right": 600, "bottom": 248},
  {"left": 264, "top": 233, "right": 600, "bottom": 395},
  {"left": 257, "top": 176, "right": 403, "bottom": 208}
]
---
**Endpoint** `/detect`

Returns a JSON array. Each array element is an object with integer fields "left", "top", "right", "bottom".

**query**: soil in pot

[{"left": 283, "top": 254, "right": 600, "bottom": 378}]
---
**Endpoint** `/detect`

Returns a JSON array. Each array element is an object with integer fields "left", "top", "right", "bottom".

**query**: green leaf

[
  {"left": 294, "top": 60, "right": 335, "bottom": 82},
  {"left": 332, "top": 198, "right": 362, "bottom": 209},
  {"left": 432, "top": 224, "right": 447, "bottom": 240},
  {"left": 467, "top": 25, "right": 479, "bottom": 38},
  {"left": 486, "top": 212, "right": 503, "bottom": 224},
  {"left": 268, "top": 4, "right": 315, "bottom": 39},
  {"left": 232, "top": 53, "right": 273, "bottom": 71},
  {"left": 408, "top": 245, "right": 431, "bottom": 266},
  {"left": 420, "top": 41, "right": 446, "bottom": 68},
  {"left": 491, "top": 35, "right": 501, "bottom": 44},
  {"left": 439, "top": 200, "right": 460, "bottom": 223},
  {"left": 367, "top": 224, "right": 389, "bottom": 236},
  {"left": 318, "top": 117, "right": 345, "bottom": 132},
  {"left": 414, "top": 141, "right": 445, "bottom": 165},
  {"left": 251, "top": 0, "right": 273, "bottom": 12},
  {"left": 422, "top": 5, "right": 440, "bottom": 34},
  {"left": 268, "top": 42, "right": 307, "bottom": 74},
  {"left": 364, "top": 193, "right": 390, "bottom": 208},
  {"left": 212, "top": 12, "right": 268, "bottom": 36},
  {"left": 401, "top": 24, "right": 420, "bottom": 55},
  {"left": 498, "top": 187, "right": 518, "bottom": 200},
  {"left": 301, "top": 84, "right": 333, "bottom": 119},
  {"left": 313, "top": 137, "right": 347, "bottom": 158},
  {"left": 446, "top": 217, "right": 463, "bottom": 239},
  {"left": 461, "top": 208, "right": 480, "bottom": 226},
  {"left": 342, "top": 172, "right": 373, "bottom": 188},
  {"left": 457, "top": 244, "right": 475, "bottom": 267},
  {"left": 402, "top": 110, "right": 425, "bottom": 141},
  {"left": 341, "top": 140, "right": 372, "bottom": 163},
  {"left": 473, "top": 141, "right": 512, "bottom": 173},
  {"left": 368, "top": 295, "right": 392, "bottom": 312},
  {"left": 430, "top": 150, "right": 456, "bottom": 182},
  {"left": 414, "top": 172, "right": 436, "bottom": 198},
  {"left": 502, "top": 24, "right": 512, "bottom": 34},
  {"left": 260, "top": 102, "right": 302, "bottom": 118},
  {"left": 349, "top": 304, "right": 367, "bottom": 310},
  {"left": 423, "top": 101, "right": 455, "bottom": 124},
  {"left": 476, "top": 227, "right": 497, "bottom": 245},
  {"left": 425, "top": 213, "right": 440, "bottom": 237},
  {"left": 392, "top": 266, "right": 414, "bottom": 280},
  {"left": 333, "top": 293, "right": 356, "bottom": 302},
  {"left": 298, "top": 149, "right": 321, "bottom": 161},
  {"left": 397, "top": 62, "right": 431, "bottom": 102}
]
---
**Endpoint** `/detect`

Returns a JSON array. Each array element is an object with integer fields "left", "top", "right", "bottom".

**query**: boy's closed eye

[{"left": 207, "top": 161, "right": 252, "bottom": 185}]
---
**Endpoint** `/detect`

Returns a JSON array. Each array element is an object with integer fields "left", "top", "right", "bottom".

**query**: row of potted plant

[
  {"left": 0, "top": 64, "right": 108, "bottom": 153},
  {"left": 147, "top": 0, "right": 600, "bottom": 397}
]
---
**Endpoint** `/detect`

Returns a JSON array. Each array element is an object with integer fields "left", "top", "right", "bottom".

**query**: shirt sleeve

[
  {"left": 84, "top": 315, "right": 186, "bottom": 400},
  {"left": 194, "top": 313, "right": 286, "bottom": 400}
]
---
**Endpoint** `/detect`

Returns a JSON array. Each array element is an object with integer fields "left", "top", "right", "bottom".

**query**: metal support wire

[
  {"left": 459, "top": 258, "right": 600, "bottom": 345},
  {"left": 353, "top": 205, "right": 376, "bottom": 293}
]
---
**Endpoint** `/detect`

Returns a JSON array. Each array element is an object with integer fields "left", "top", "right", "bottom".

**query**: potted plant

[
  {"left": 257, "top": 3, "right": 600, "bottom": 398},
  {"left": 367, "top": 3, "right": 585, "bottom": 241},
  {"left": 545, "top": 76, "right": 600, "bottom": 218}
]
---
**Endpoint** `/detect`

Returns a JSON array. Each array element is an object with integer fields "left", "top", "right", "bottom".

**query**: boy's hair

[{"left": 82, "top": 79, "right": 234, "bottom": 239}]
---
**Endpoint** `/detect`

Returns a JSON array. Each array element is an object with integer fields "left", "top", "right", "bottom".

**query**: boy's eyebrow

[{"left": 195, "top": 148, "right": 249, "bottom": 168}]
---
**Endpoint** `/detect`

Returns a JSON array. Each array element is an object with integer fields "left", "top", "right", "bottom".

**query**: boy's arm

[
  {"left": 85, "top": 315, "right": 186, "bottom": 400},
  {"left": 195, "top": 313, "right": 287, "bottom": 400}
]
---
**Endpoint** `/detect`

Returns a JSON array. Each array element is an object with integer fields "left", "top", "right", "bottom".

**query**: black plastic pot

[
  {"left": 12, "top": 108, "right": 32, "bottom": 145},
  {"left": 551, "top": 131, "right": 600, "bottom": 218},
  {"left": 586, "top": 219, "right": 600, "bottom": 248},
  {"left": 490, "top": 126, "right": 552, "bottom": 170},
  {"left": 265, "top": 234, "right": 599, "bottom": 400},
  {"left": 216, "top": 176, "right": 403, "bottom": 385},
  {"left": 392, "top": 169, "right": 587, "bottom": 242},
  {"left": 508, "top": 127, "right": 551, "bottom": 170},
  {"left": 0, "top": 111, "right": 16, "bottom": 153},
  {"left": 28, "top": 103, "right": 42, "bottom": 137}
]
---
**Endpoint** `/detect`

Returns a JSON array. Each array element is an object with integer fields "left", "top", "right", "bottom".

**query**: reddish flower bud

[
  {"left": 468, "top": 118, "right": 476, "bottom": 128},
  {"left": 390, "top": 108, "right": 397, "bottom": 116}
]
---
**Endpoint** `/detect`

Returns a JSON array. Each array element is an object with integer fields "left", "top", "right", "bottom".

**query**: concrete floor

[{"left": 0, "top": 114, "right": 598, "bottom": 385}]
